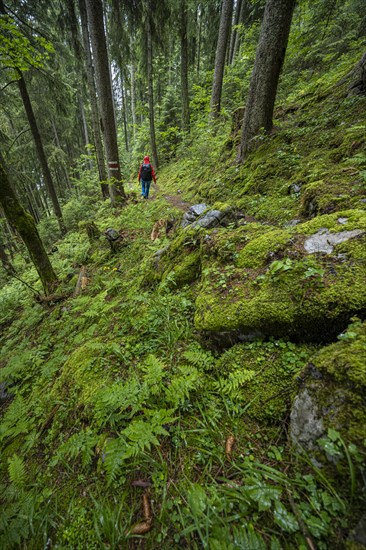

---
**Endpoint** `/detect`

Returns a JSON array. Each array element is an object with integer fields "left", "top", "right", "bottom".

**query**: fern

[
  {"left": 212, "top": 369, "right": 256, "bottom": 396},
  {"left": 230, "top": 525, "right": 268, "bottom": 549},
  {"left": 0, "top": 395, "right": 33, "bottom": 443},
  {"left": 103, "top": 436, "right": 128, "bottom": 485},
  {"left": 183, "top": 345, "right": 215, "bottom": 371},
  {"left": 103, "top": 408, "right": 176, "bottom": 484},
  {"left": 140, "top": 354, "right": 166, "bottom": 395},
  {"left": 52, "top": 428, "right": 99, "bottom": 468},
  {"left": 8, "top": 454, "right": 26, "bottom": 488},
  {"left": 165, "top": 365, "right": 203, "bottom": 407},
  {"left": 93, "top": 376, "right": 142, "bottom": 428}
]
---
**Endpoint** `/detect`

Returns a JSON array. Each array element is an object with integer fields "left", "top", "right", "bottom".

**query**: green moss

[
  {"left": 162, "top": 249, "right": 201, "bottom": 288},
  {"left": 300, "top": 320, "right": 366, "bottom": 446},
  {"left": 195, "top": 212, "right": 366, "bottom": 339},
  {"left": 215, "top": 340, "right": 315, "bottom": 423},
  {"left": 237, "top": 228, "right": 292, "bottom": 268}
]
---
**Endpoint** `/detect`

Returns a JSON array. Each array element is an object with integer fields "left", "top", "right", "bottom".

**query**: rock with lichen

[
  {"left": 289, "top": 318, "right": 366, "bottom": 453},
  {"left": 194, "top": 209, "right": 366, "bottom": 343}
]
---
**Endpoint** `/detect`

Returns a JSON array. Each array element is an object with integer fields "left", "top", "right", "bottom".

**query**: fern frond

[
  {"left": 103, "top": 437, "right": 127, "bottom": 485},
  {"left": 140, "top": 354, "right": 166, "bottom": 395},
  {"left": 212, "top": 369, "right": 256, "bottom": 396},
  {"left": 183, "top": 346, "right": 215, "bottom": 371},
  {"left": 165, "top": 365, "right": 203, "bottom": 407},
  {"left": 93, "top": 377, "right": 142, "bottom": 428},
  {"left": 8, "top": 454, "right": 26, "bottom": 488},
  {"left": 53, "top": 428, "right": 98, "bottom": 468},
  {"left": 0, "top": 396, "right": 33, "bottom": 443}
]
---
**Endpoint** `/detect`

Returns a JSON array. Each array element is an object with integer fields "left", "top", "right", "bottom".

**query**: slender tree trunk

[
  {"left": 0, "top": 231, "right": 15, "bottom": 273},
  {"left": 51, "top": 119, "right": 73, "bottom": 192},
  {"left": 197, "top": 6, "right": 203, "bottom": 76},
  {"left": 146, "top": 17, "right": 159, "bottom": 169},
  {"left": 229, "top": 0, "right": 243, "bottom": 64},
  {"left": 120, "top": 70, "right": 129, "bottom": 152},
  {"left": 231, "top": 0, "right": 247, "bottom": 62},
  {"left": 85, "top": 0, "right": 126, "bottom": 204},
  {"left": 0, "top": 157, "right": 58, "bottom": 295},
  {"left": 239, "top": 0, "right": 296, "bottom": 161},
  {"left": 210, "top": 0, "right": 234, "bottom": 117},
  {"left": 16, "top": 73, "right": 66, "bottom": 235},
  {"left": 79, "top": 0, "right": 108, "bottom": 198},
  {"left": 130, "top": 47, "right": 137, "bottom": 144},
  {"left": 180, "top": 0, "right": 190, "bottom": 133}
]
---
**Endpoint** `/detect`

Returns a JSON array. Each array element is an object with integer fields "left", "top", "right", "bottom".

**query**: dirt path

[{"left": 150, "top": 183, "right": 192, "bottom": 211}]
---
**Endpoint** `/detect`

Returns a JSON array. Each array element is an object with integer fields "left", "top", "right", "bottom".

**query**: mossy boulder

[
  {"left": 140, "top": 229, "right": 202, "bottom": 289},
  {"left": 289, "top": 318, "right": 366, "bottom": 452},
  {"left": 214, "top": 339, "right": 315, "bottom": 424},
  {"left": 195, "top": 210, "right": 366, "bottom": 342}
]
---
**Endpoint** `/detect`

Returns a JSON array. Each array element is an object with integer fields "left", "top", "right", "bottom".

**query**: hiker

[{"left": 138, "top": 155, "right": 156, "bottom": 199}]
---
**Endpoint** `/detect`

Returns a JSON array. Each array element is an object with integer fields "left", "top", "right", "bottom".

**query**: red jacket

[{"left": 138, "top": 156, "right": 156, "bottom": 183}]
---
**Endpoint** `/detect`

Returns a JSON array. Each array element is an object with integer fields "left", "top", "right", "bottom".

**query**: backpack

[{"left": 140, "top": 163, "right": 152, "bottom": 180}]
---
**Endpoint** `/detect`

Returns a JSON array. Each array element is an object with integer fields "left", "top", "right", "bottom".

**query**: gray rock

[
  {"left": 304, "top": 228, "right": 365, "bottom": 254},
  {"left": 289, "top": 183, "right": 302, "bottom": 194},
  {"left": 285, "top": 219, "right": 301, "bottom": 227},
  {"left": 181, "top": 204, "right": 209, "bottom": 228},
  {"left": 337, "top": 217, "right": 348, "bottom": 225},
  {"left": 290, "top": 388, "right": 325, "bottom": 450},
  {"left": 191, "top": 210, "right": 224, "bottom": 229},
  {"left": 190, "top": 203, "right": 208, "bottom": 216},
  {"left": 104, "top": 228, "right": 120, "bottom": 241}
]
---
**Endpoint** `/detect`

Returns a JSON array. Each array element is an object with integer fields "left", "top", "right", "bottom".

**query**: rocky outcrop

[
  {"left": 194, "top": 210, "right": 366, "bottom": 343},
  {"left": 289, "top": 319, "right": 366, "bottom": 453}
]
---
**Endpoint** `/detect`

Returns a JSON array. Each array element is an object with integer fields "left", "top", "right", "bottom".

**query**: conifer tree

[{"left": 238, "top": 0, "right": 296, "bottom": 161}]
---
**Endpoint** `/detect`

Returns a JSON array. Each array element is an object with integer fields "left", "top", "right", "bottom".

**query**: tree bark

[
  {"left": 0, "top": 157, "right": 58, "bottom": 295},
  {"left": 17, "top": 72, "right": 66, "bottom": 235},
  {"left": 130, "top": 45, "right": 137, "bottom": 144},
  {"left": 146, "top": 17, "right": 159, "bottom": 169},
  {"left": 180, "top": 0, "right": 190, "bottom": 133},
  {"left": 120, "top": 70, "right": 129, "bottom": 152},
  {"left": 210, "top": 0, "right": 234, "bottom": 117},
  {"left": 239, "top": 0, "right": 296, "bottom": 161},
  {"left": 0, "top": 231, "right": 15, "bottom": 274},
  {"left": 229, "top": 0, "right": 243, "bottom": 64},
  {"left": 85, "top": 0, "right": 126, "bottom": 204},
  {"left": 79, "top": 0, "right": 109, "bottom": 198}
]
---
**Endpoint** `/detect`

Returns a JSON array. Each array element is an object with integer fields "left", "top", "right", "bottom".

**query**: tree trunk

[
  {"left": 239, "top": 0, "right": 295, "bottom": 161},
  {"left": 0, "top": 230, "right": 15, "bottom": 274},
  {"left": 231, "top": 0, "right": 248, "bottom": 63},
  {"left": 0, "top": 157, "right": 58, "bottom": 295},
  {"left": 229, "top": 0, "right": 243, "bottom": 64},
  {"left": 210, "top": 0, "right": 234, "bottom": 117},
  {"left": 17, "top": 72, "right": 66, "bottom": 235},
  {"left": 120, "top": 70, "right": 129, "bottom": 152},
  {"left": 79, "top": 0, "right": 109, "bottom": 198},
  {"left": 85, "top": 0, "right": 126, "bottom": 204},
  {"left": 146, "top": 17, "right": 159, "bottom": 169},
  {"left": 130, "top": 46, "right": 137, "bottom": 144},
  {"left": 197, "top": 5, "right": 203, "bottom": 76},
  {"left": 180, "top": 0, "right": 190, "bottom": 133}
]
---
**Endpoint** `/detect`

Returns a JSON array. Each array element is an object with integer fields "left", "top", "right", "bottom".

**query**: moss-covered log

[{"left": 0, "top": 159, "right": 58, "bottom": 295}]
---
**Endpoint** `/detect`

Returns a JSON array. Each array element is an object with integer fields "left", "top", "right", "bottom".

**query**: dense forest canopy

[{"left": 0, "top": 0, "right": 366, "bottom": 548}]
